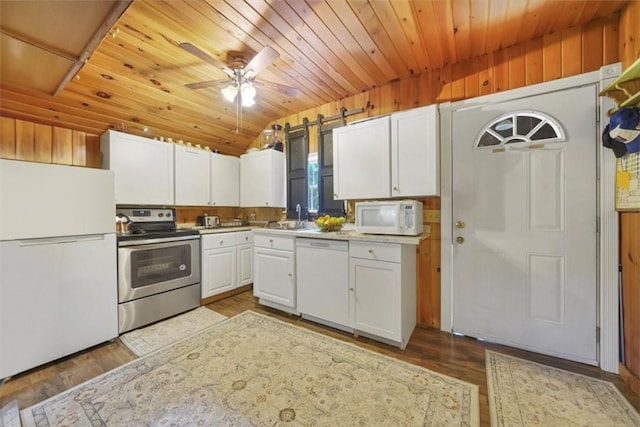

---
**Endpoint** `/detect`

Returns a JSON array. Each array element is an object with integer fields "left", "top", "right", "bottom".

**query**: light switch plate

[{"left": 423, "top": 209, "right": 440, "bottom": 223}]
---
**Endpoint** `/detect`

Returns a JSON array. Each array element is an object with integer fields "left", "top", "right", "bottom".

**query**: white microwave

[{"left": 355, "top": 200, "right": 423, "bottom": 236}]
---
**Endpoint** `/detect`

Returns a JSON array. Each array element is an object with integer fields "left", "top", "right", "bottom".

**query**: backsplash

[{"left": 175, "top": 206, "right": 285, "bottom": 225}]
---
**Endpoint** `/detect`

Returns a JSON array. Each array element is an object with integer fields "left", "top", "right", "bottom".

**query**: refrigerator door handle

[{"left": 17, "top": 234, "right": 108, "bottom": 247}]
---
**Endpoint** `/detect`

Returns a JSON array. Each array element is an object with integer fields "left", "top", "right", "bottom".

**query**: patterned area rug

[
  {"left": 119, "top": 307, "right": 227, "bottom": 356},
  {"left": 486, "top": 350, "right": 640, "bottom": 426},
  {"left": 21, "top": 311, "right": 479, "bottom": 426},
  {"left": 0, "top": 400, "right": 21, "bottom": 427}
]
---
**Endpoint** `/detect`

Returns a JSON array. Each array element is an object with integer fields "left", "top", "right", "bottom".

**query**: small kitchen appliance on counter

[
  {"left": 115, "top": 207, "right": 200, "bottom": 333},
  {"left": 196, "top": 214, "right": 220, "bottom": 228},
  {"left": 355, "top": 200, "right": 423, "bottom": 236}
]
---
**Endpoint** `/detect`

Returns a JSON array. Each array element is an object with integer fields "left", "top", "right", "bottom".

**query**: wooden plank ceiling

[{"left": 0, "top": 0, "right": 630, "bottom": 156}]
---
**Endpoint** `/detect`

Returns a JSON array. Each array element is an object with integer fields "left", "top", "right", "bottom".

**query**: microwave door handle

[{"left": 404, "top": 207, "right": 412, "bottom": 230}]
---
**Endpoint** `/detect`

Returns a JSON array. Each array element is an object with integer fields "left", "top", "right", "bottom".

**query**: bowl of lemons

[{"left": 315, "top": 215, "right": 346, "bottom": 232}]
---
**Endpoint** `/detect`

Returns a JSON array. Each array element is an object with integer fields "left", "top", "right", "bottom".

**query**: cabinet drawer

[
  {"left": 236, "top": 231, "right": 253, "bottom": 245},
  {"left": 201, "top": 233, "right": 237, "bottom": 250},
  {"left": 254, "top": 234, "right": 294, "bottom": 251},
  {"left": 349, "top": 241, "right": 401, "bottom": 263}
]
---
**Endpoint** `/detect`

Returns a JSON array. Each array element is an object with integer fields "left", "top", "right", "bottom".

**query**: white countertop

[
  {"left": 252, "top": 226, "right": 430, "bottom": 245},
  {"left": 190, "top": 226, "right": 252, "bottom": 235},
  {"left": 179, "top": 224, "right": 429, "bottom": 244}
]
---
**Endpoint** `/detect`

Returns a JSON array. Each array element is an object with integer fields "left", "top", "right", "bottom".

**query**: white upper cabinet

[
  {"left": 174, "top": 145, "right": 210, "bottom": 206},
  {"left": 391, "top": 105, "right": 439, "bottom": 197},
  {"left": 211, "top": 153, "right": 239, "bottom": 206},
  {"left": 100, "top": 130, "right": 174, "bottom": 206},
  {"left": 333, "top": 116, "right": 390, "bottom": 200},
  {"left": 240, "top": 149, "right": 286, "bottom": 207},
  {"left": 332, "top": 105, "right": 440, "bottom": 200},
  {"left": 174, "top": 147, "right": 240, "bottom": 207},
  {"left": 101, "top": 131, "right": 242, "bottom": 207}
]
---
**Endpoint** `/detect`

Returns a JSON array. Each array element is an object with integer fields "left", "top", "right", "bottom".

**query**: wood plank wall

[
  {"left": 174, "top": 206, "right": 283, "bottom": 225},
  {"left": 0, "top": 117, "right": 101, "bottom": 168},
  {"left": 0, "top": 10, "right": 631, "bottom": 329},
  {"left": 620, "top": 212, "right": 640, "bottom": 395},
  {"left": 620, "top": 0, "right": 640, "bottom": 69},
  {"left": 257, "top": 13, "right": 622, "bottom": 329},
  {"left": 618, "top": 0, "right": 640, "bottom": 395}
]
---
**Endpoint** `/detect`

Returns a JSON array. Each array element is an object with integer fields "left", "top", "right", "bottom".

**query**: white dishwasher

[{"left": 296, "top": 238, "right": 350, "bottom": 331}]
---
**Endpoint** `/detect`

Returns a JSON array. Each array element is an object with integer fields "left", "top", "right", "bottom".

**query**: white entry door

[{"left": 451, "top": 85, "right": 598, "bottom": 365}]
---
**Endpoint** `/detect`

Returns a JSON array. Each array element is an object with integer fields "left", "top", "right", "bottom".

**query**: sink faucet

[{"left": 295, "top": 204, "right": 307, "bottom": 228}]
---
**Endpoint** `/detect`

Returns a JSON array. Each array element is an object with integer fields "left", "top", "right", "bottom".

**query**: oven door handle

[{"left": 118, "top": 235, "right": 200, "bottom": 247}]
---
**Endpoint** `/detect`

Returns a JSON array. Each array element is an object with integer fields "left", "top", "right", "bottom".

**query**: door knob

[
  {"left": 455, "top": 220, "right": 465, "bottom": 229},
  {"left": 456, "top": 236, "right": 464, "bottom": 244}
]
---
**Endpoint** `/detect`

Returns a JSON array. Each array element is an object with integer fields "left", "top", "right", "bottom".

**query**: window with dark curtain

[
  {"left": 285, "top": 120, "right": 309, "bottom": 220},
  {"left": 285, "top": 114, "right": 348, "bottom": 219},
  {"left": 317, "top": 121, "right": 345, "bottom": 217}
]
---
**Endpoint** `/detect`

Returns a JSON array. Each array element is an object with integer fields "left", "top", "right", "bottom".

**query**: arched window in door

[{"left": 475, "top": 111, "right": 565, "bottom": 148}]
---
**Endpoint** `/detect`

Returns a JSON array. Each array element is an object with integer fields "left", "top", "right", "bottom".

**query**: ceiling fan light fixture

[
  {"left": 240, "top": 83, "right": 256, "bottom": 107},
  {"left": 242, "top": 96, "right": 256, "bottom": 107},
  {"left": 221, "top": 84, "right": 238, "bottom": 102}
]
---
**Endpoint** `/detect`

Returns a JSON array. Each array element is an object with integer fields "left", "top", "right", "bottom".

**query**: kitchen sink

[
  {"left": 279, "top": 223, "right": 307, "bottom": 230},
  {"left": 263, "top": 221, "right": 307, "bottom": 230}
]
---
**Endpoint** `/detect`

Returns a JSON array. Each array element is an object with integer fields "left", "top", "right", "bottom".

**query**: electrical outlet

[{"left": 423, "top": 209, "right": 440, "bottom": 223}]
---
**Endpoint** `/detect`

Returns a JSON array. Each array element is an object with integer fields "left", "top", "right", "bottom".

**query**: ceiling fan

[{"left": 180, "top": 42, "right": 298, "bottom": 133}]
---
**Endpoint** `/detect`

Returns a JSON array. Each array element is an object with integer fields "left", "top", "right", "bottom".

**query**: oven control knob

[
  {"left": 158, "top": 212, "right": 164, "bottom": 217},
  {"left": 166, "top": 212, "right": 171, "bottom": 218}
]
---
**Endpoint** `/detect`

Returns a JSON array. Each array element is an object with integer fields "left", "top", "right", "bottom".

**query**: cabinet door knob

[
  {"left": 288, "top": 273, "right": 292, "bottom": 277},
  {"left": 334, "top": 193, "right": 338, "bottom": 198},
  {"left": 245, "top": 236, "right": 249, "bottom": 241},
  {"left": 220, "top": 240, "right": 224, "bottom": 245},
  {"left": 368, "top": 249, "right": 373, "bottom": 254},
  {"left": 393, "top": 186, "right": 398, "bottom": 191},
  {"left": 349, "top": 287, "right": 354, "bottom": 292}
]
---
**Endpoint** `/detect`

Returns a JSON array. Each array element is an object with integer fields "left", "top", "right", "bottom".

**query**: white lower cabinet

[
  {"left": 201, "top": 231, "right": 253, "bottom": 299},
  {"left": 349, "top": 241, "right": 416, "bottom": 349},
  {"left": 253, "top": 234, "right": 296, "bottom": 311},
  {"left": 201, "top": 233, "right": 237, "bottom": 297},
  {"left": 236, "top": 231, "right": 253, "bottom": 286},
  {"left": 251, "top": 233, "right": 418, "bottom": 349}
]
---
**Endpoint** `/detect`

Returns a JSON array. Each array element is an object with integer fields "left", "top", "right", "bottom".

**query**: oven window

[{"left": 130, "top": 244, "right": 192, "bottom": 288}]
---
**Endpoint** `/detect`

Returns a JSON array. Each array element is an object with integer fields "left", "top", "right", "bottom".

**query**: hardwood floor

[{"left": 2, "top": 290, "right": 639, "bottom": 426}]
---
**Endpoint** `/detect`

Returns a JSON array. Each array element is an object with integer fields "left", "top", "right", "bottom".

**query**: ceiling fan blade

[
  {"left": 185, "top": 79, "right": 228, "bottom": 90},
  {"left": 253, "top": 80, "right": 299, "bottom": 97},
  {"left": 179, "top": 42, "right": 234, "bottom": 77},
  {"left": 244, "top": 46, "right": 279, "bottom": 79}
]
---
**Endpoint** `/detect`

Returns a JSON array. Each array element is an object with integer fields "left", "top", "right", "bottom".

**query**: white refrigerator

[{"left": 0, "top": 159, "right": 118, "bottom": 380}]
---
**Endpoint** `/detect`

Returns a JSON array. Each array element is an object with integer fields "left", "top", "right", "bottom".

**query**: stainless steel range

[{"left": 116, "top": 207, "right": 200, "bottom": 333}]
